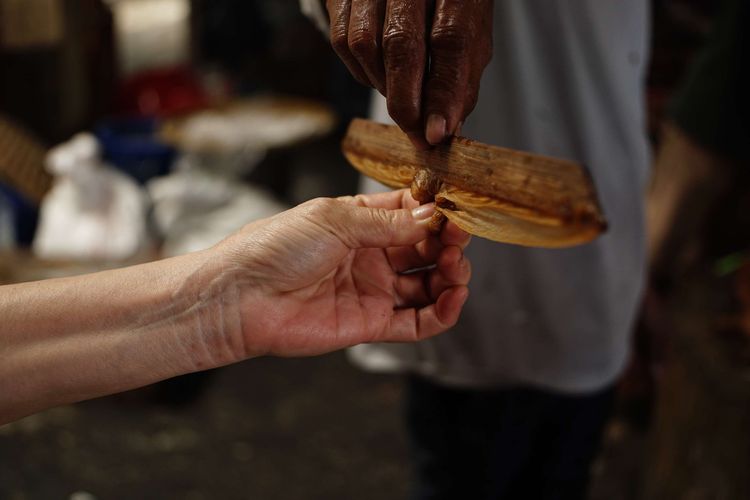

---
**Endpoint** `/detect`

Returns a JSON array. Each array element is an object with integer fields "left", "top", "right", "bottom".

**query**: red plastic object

[{"left": 116, "top": 66, "right": 210, "bottom": 118}]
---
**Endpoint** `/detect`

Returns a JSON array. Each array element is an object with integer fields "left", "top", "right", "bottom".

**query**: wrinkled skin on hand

[
  {"left": 326, "top": 0, "right": 494, "bottom": 149},
  {"left": 217, "top": 189, "right": 471, "bottom": 358}
]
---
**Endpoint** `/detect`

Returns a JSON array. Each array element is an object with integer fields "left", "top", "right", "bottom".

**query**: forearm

[
  {"left": 0, "top": 249, "right": 244, "bottom": 424},
  {"left": 0, "top": 193, "right": 470, "bottom": 424}
]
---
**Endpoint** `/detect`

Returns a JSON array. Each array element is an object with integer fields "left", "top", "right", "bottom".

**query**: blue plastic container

[
  {"left": 0, "top": 182, "right": 39, "bottom": 246},
  {"left": 95, "top": 117, "right": 176, "bottom": 185}
]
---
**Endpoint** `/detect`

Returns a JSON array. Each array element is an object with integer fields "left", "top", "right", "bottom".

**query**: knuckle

[
  {"left": 348, "top": 30, "right": 379, "bottom": 60},
  {"left": 336, "top": 195, "right": 357, "bottom": 205},
  {"left": 335, "top": 194, "right": 368, "bottom": 208},
  {"left": 350, "top": 194, "right": 369, "bottom": 207},
  {"left": 330, "top": 38, "right": 348, "bottom": 57},
  {"left": 383, "top": 30, "right": 422, "bottom": 62},
  {"left": 370, "top": 207, "right": 398, "bottom": 231},
  {"left": 329, "top": 26, "right": 350, "bottom": 54},
  {"left": 305, "top": 197, "right": 339, "bottom": 220},
  {"left": 430, "top": 25, "right": 471, "bottom": 55}
]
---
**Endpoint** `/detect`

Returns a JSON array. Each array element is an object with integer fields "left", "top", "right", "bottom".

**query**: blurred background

[{"left": 0, "top": 0, "right": 748, "bottom": 499}]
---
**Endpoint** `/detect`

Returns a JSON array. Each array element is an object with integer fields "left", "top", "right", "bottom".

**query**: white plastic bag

[
  {"left": 148, "top": 154, "right": 287, "bottom": 257},
  {"left": 33, "top": 133, "right": 149, "bottom": 261}
]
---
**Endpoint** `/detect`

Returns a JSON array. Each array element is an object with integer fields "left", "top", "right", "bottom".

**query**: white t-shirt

[{"left": 304, "top": 0, "right": 652, "bottom": 393}]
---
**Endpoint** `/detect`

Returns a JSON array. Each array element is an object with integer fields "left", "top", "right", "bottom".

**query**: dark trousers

[{"left": 405, "top": 376, "right": 615, "bottom": 500}]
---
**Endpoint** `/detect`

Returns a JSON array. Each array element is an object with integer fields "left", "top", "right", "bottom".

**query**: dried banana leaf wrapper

[{"left": 342, "top": 119, "right": 608, "bottom": 248}]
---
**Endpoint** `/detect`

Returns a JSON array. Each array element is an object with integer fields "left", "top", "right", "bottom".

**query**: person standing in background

[{"left": 303, "top": 1, "right": 651, "bottom": 498}]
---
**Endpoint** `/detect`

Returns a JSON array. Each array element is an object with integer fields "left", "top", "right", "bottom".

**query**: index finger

[
  {"left": 424, "top": 0, "right": 493, "bottom": 145},
  {"left": 338, "top": 192, "right": 471, "bottom": 248},
  {"left": 424, "top": 0, "right": 470, "bottom": 144},
  {"left": 383, "top": 0, "right": 429, "bottom": 149}
]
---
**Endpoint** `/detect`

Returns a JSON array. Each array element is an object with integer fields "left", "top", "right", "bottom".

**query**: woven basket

[{"left": 0, "top": 114, "right": 52, "bottom": 203}]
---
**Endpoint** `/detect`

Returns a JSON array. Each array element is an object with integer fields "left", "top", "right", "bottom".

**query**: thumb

[{"left": 333, "top": 202, "right": 436, "bottom": 249}]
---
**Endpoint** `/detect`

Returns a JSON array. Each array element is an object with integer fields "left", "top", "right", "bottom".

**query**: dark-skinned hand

[{"left": 326, "top": 0, "right": 494, "bottom": 149}]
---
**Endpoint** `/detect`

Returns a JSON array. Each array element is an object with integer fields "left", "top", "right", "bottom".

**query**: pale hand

[{"left": 217, "top": 189, "right": 471, "bottom": 358}]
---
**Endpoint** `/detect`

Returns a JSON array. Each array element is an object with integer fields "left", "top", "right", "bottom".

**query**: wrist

[{"left": 164, "top": 247, "right": 251, "bottom": 371}]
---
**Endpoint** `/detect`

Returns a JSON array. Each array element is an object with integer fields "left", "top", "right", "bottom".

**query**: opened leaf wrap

[{"left": 342, "top": 118, "right": 607, "bottom": 248}]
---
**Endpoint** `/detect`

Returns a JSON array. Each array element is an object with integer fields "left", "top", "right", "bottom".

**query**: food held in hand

[{"left": 342, "top": 119, "right": 607, "bottom": 248}]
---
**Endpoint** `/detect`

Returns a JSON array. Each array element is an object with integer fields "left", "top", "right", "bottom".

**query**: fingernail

[
  {"left": 412, "top": 203, "right": 436, "bottom": 221},
  {"left": 426, "top": 114, "right": 446, "bottom": 145}
]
